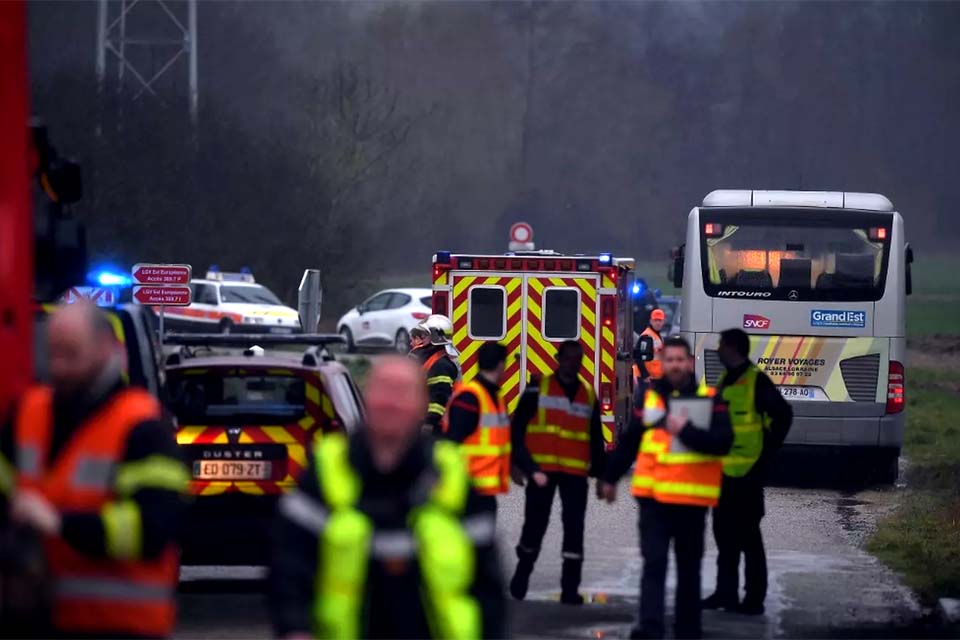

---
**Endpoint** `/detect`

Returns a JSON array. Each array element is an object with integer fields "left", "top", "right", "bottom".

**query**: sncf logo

[{"left": 743, "top": 314, "right": 772, "bottom": 330}]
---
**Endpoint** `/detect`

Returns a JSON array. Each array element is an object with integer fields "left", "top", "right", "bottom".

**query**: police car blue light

[{"left": 89, "top": 269, "right": 131, "bottom": 287}]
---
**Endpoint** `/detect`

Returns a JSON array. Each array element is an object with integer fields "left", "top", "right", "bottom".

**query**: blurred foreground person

[
  {"left": 509, "top": 340, "right": 605, "bottom": 604},
  {"left": 270, "top": 356, "right": 505, "bottom": 639},
  {"left": 0, "top": 302, "right": 188, "bottom": 638},
  {"left": 702, "top": 328, "right": 792, "bottom": 615},
  {"left": 600, "top": 337, "right": 732, "bottom": 640}
]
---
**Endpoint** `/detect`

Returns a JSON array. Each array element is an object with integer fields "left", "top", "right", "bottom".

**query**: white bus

[{"left": 671, "top": 190, "right": 914, "bottom": 482}]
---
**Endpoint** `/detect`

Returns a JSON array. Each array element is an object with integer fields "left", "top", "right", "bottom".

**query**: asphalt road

[{"left": 174, "top": 474, "right": 943, "bottom": 639}]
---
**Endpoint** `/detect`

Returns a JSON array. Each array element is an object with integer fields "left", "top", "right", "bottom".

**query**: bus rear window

[
  {"left": 166, "top": 372, "right": 307, "bottom": 424},
  {"left": 700, "top": 211, "right": 892, "bottom": 301}
]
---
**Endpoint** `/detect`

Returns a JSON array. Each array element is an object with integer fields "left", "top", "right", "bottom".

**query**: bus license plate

[
  {"left": 192, "top": 460, "right": 272, "bottom": 480},
  {"left": 778, "top": 386, "right": 826, "bottom": 401}
]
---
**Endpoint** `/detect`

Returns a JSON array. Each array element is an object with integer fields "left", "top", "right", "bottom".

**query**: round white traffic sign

[{"left": 510, "top": 222, "right": 533, "bottom": 243}]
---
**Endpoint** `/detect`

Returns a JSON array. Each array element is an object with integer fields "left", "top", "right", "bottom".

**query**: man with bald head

[
  {"left": 0, "top": 302, "right": 188, "bottom": 638},
  {"left": 270, "top": 356, "right": 505, "bottom": 639}
]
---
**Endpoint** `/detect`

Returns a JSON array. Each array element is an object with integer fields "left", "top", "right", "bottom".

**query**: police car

[{"left": 163, "top": 267, "right": 302, "bottom": 334}]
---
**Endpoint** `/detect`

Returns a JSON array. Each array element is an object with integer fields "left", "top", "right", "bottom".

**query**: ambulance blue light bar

[
  {"left": 89, "top": 268, "right": 131, "bottom": 287},
  {"left": 598, "top": 253, "right": 612, "bottom": 265}
]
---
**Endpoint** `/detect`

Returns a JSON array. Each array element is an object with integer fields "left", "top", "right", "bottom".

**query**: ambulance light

[
  {"left": 89, "top": 269, "right": 131, "bottom": 287},
  {"left": 599, "top": 253, "right": 612, "bottom": 265},
  {"left": 458, "top": 258, "right": 474, "bottom": 269},
  {"left": 600, "top": 382, "right": 613, "bottom": 412},
  {"left": 601, "top": 298, "right": 615, "bottom": 327},
  {"left": 632, "top": 278, "right": 647, "bottom": 298},
  {"left": 435, "top": 251, "right": 452, "bottom": 265},
  {"left": 577, "top": 260, "right": 593, "bottom": 272}
]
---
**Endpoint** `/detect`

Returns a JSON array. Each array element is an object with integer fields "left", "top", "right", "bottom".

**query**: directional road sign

[
  {"left": 133, "top": 285, "right": 192, "bottom": 306},
  {"left": 132, "top": 263, "right": 191, "bottom": 285}
]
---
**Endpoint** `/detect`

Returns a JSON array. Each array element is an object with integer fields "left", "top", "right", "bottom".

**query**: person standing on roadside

[
  {"left": 599, "top": 336, "right": 732, "bottom": 640},
  {"left": 702, "top": 328, "right": 793, "bottom": 616},
  {"left": 508, "top": 340, "right": 606, "bottom": 605},
  {"left": 634, "top": 308, "right": 666, "bottom": 383}
]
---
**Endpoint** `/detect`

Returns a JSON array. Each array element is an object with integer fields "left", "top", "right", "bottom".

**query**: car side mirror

[
  {"left": 905, "top": 243, "right": 914, "bottom": 296},
  {"left": 357, "top": 304, "right": 365, "bottom": 315},
  {"left": 669, "top": 245, "right": 684, "bottom": 289},
  {"left": 634, "top": 335, "right": 655, "bottom": 362}
]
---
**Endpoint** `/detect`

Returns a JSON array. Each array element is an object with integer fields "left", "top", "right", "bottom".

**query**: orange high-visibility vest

[
  {"left": 422, "top": 349, "right": 446, "bottom": 372},
  {"left": 443, "top": 379, "right": 511, "bottom": 495},
  {"left": 639, "top": 327, "right": 664, "bottom": 379},
  {"left": 14, "top": 386, "right": 179, "bottom": 638},
  {"left": 525, "top": 375, "right": 594, "bottom": 476},
  {"left": 631, "top": 383, "right": 723, "bottom": 508}
]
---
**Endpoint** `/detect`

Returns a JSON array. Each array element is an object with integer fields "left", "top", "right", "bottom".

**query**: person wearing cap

[
  {"left": 409, "top": 315, "right": 459, "bottom": 435},
  {"left": 441, "top": 343, "right": 512, "bottom": 513},
  {"left": 634, "top": 309, "right": 666, "bottom": 382},
  {"left": 508, "top": 340, "right": 606, "bottom": 605}
]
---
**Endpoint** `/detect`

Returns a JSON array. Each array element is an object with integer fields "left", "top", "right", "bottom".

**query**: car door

[
  {"left": 355, "top": 291, "right": 393, "bottom": 344},
  {"left": 380, "top": 292, "right": 412, "bottom": 340}
]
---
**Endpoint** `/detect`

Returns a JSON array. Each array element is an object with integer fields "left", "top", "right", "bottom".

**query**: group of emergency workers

[{"left": 0, "top": 302, "right": 791, "bottom": 640}]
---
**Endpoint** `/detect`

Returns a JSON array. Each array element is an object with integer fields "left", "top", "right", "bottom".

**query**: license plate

[
  {"left": 778, "top": 385, "right": 827, "bottom": 401},
  {"left": 192, "top": 460, "right": 272, "bottom": 480},
  {"left": 270, "top": 326, "right": 294, "bottom": 334}
]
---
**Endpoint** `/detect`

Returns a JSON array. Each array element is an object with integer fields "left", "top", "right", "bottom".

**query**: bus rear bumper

[{"left": 784, "top": 411, "right": 905, "bottom": 449}]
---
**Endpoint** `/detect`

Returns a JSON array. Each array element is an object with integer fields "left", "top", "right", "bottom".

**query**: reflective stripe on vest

[
  {"left": 719, "top": 365, "right": 764, "bottom": 478},
  {"left": 631, "top": 383, "right": 724, "bottom": 507},
  {"left": 312, "top": 434, "right": 481, "bottom": 640},
  {"left": 526, "top": 375, "right": 593, "bottom": 476},
  {"left": 640, "top": 327, "right": 664, "bottom": 379},
  {"left": 446, "top": 380, "right": 511, "bottom": 495}
]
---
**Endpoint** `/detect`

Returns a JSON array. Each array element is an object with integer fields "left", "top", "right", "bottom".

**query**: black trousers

[
  {"left": 517, "top": 473, "right": 588, "bottom": 560},
  {"left": 638, "top": 498, "right": 707, "bottom": 640},
  {"left": 712, "top": 475, "right": 767, "bottom": 605}
]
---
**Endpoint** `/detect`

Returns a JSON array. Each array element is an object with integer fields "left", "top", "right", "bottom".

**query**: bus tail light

[
  {"left": 601, "top": 382, "right": 613, "bottom": 413},
  {"left": 886, "top": 361, "right": 904, "bottom": 414}
]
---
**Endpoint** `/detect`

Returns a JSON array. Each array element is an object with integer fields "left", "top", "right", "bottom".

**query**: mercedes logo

[{"left": 788, "top": 290, "right": 800, "bottom": 301}]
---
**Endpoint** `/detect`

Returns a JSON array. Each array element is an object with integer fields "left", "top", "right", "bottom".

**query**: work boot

[
  {"left": 559, "top": 558, "right": 584, "bottom": 605},
  {"left": 701, "top": 592, "right": 738, "bottom": 611},
  {"left": 509, "top": 547, "right": 538, "bottom": 600}
]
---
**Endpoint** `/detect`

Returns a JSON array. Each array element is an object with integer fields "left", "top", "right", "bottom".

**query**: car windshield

[
  {"left": 220, "top": 285, "right": 283, "bottom": 305},
  {"left": 700, "top": 210, "right": 892, "bottom": 301},
  {"left": 166, "top": 372, "right": 306, "bottom": 424}
]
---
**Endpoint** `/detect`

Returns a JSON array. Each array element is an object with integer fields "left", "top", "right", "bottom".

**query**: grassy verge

[{"left": 868, "top": 367, "right": 960, "bottom": 600}]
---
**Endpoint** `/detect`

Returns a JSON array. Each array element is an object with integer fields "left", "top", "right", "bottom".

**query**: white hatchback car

[{"left": 336, "top": 288, "right": 432, "bottom": 352}]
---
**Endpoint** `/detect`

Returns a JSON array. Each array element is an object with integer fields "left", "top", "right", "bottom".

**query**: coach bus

[{"left": 670, "top": 190, "right": 913, "bottom": 482}]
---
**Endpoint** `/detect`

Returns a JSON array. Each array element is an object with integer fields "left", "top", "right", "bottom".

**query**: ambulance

[{"left": 431, "top": 230, "right": 637, "bottom": 444}]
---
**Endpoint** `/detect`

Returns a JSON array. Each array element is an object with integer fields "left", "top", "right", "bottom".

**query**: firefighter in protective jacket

[{"left": 410, "top": 314, "right": 460, "bottom": 434}]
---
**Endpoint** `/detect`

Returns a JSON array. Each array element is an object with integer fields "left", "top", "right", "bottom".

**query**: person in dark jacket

[
  {"left": 269, "top": 356, "right": 505, "bottom": 639},
  {"left": 702, "top": 328, "right": 793, "bottom": 616},
  {"left": 0, "top": 302, "right": 188, "bottom": 639},
  {"left": 600, "top": 337, "right": 733, "bottom": 640},
  {"left": 509, "top": 340, "right": 606, "bottom": 604},
  {"left": 409, "top": 315, "right": 459, "bottom": 434}
]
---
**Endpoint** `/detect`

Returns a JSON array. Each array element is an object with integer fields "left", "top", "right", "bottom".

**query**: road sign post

[{"left": 132, "top": 264, "right": 192, "bottom": 349}]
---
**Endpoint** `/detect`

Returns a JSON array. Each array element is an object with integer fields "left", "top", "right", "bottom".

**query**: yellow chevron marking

[
  {"left": 298, "top": 416, "right": 314, "bottom": 429},
  {"left": 602, "top": 327, "right": 615, "bottom": 371},
  {"left": 288, "top": 444, "right": 307, "bottom": 468},
  {"left": 505, "top": 277, "right": 522, "bottom": 293},
  {"left": 176, "top": 426, "right": 205, "bottom": 444},
  {"left": 213, "top": 432, "right": 229, "bottom": 444},
  {"left": 548, "top": 277, "right": 568, "bottom": 288},
  {"left": 321, "top": 395, "right": 335, "bottom": 419},
  {"left": 262, "top": 426, "right": 298, "bottom": 443},
  {"left": 575, "top": 278, "right": 597, "bottom": 299},
  {"left": 526, "top": 346, "right": 553, "bottom": 377},
  {"left": 453, "top": 276, "right": 478, "bottom": 298},
  {"left": 305, "top": 384, "right": 320, "bottom": 406},
  {"left": 201, "top": 483, "right": 228, "bottom": 496},
  {"left": 507, "top": 293, "right": 524, "bottom": 321},
  {"left": 234, "top": 482, "right": 265, "bottom": 495},
  {"left": 528, "top": 278, "right": 545, "bottom": 295}
]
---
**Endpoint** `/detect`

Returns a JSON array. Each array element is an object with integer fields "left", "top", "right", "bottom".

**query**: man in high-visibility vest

[
  {"left": 442, "top": 342, "right": 511, "bottom": 512},
  {"left": 633, "top": 308, "right": 666, "bottom": 383},
  {"left": 702, "top": 328, "right": 792, "bottom": 616},
  {"left": 508, "top": 340, "right": 605, "bottom": 605},
  {"left": 0, "top": 302, "right": 188, "bottom": 638},
  {"left": 409, "top": 314, "right": 459, "bottom": 434},
  {"left": 599, "top": 336, "right": 732, "bottom": 640},
  {"left": 269, "top": 356, "right": 505, "bottom": 639}
]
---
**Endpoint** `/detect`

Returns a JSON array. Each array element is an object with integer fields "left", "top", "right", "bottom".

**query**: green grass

[
  {"left": 868, "top": 367, "right": 960, "bottom": 599},
  {"left": 908, "top": 299, "right": 960, "bottom": 338}
]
